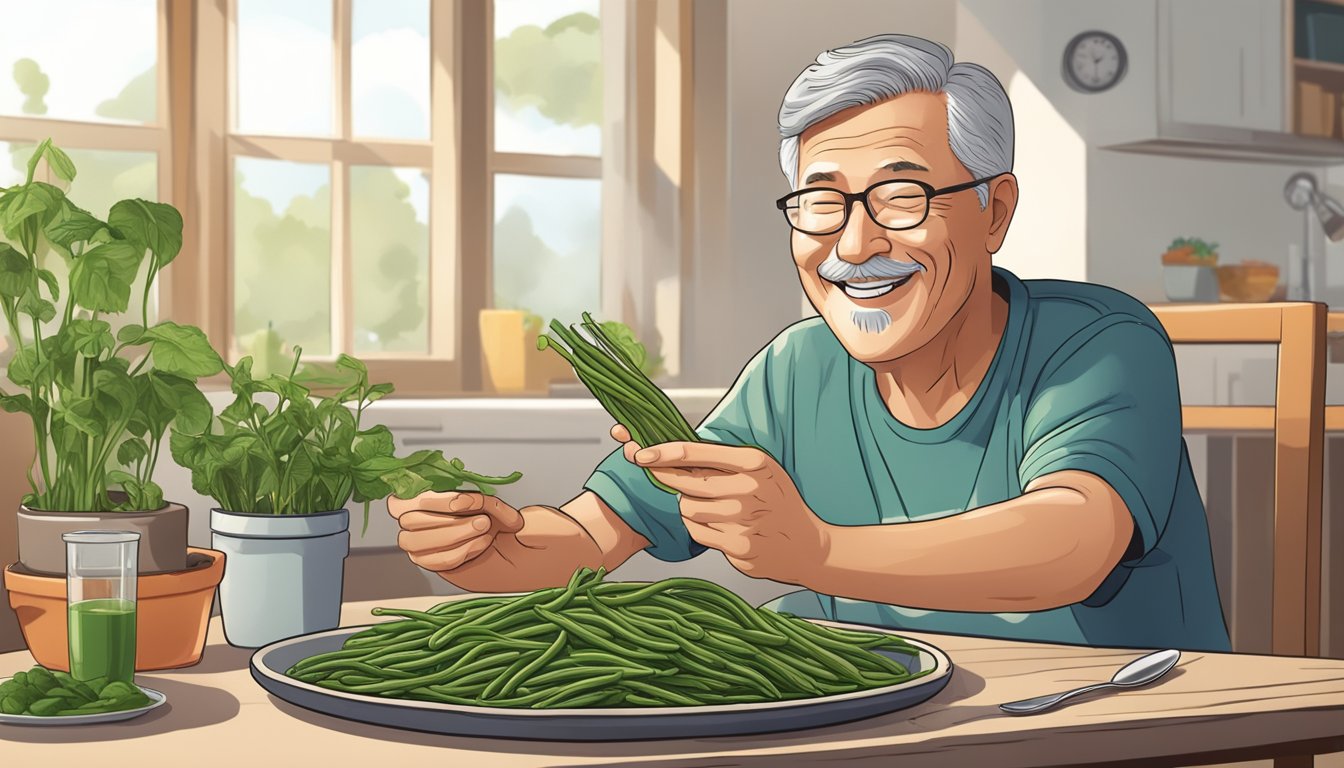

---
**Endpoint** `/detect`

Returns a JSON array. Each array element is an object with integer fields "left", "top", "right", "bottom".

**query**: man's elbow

[
  {"left": 986, "top": 565, "right": 1118, "bottom": 612},
  {"left": 1041, "top": 516, "right": 1136, "bottom": 609},
  {"left": 992, "top": 504, "right": 1136, "bottom": 612}
]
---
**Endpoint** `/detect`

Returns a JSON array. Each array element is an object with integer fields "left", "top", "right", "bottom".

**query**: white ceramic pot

[
  {"left": 1162, "top": 265, "right": 1219, "bottom": 302},
  {"left": 210, "top": 508, "right": 349, "bottom": 649}
]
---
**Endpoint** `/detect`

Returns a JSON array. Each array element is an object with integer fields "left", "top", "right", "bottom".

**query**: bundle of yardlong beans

[
  {"left": 286, "top": 568, "right": 926, "bottom": 708},
  {"left": 537, "top": 312, "right": 698, "bottom": 494}
]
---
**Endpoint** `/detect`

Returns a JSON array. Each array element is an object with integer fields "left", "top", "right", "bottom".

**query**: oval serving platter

[{"left": 250, "top": 620, "right": 952, "bottom": 741}]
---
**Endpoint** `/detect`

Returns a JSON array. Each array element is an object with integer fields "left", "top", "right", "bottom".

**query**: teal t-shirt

[{"left": 584, "top": 267, "right": 1231, "bottom": 652}]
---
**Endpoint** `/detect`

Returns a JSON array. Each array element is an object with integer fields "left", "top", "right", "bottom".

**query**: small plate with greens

[{"left": 0, "top": 667, "right": 166, "bottom": 726}]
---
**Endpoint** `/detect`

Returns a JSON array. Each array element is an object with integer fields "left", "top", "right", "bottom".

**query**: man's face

[{"left": 791, "top": 92, "right": 999, "bottom": 364}]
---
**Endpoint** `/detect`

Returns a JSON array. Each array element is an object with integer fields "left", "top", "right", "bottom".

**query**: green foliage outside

[
  {"left": 12, "top": 58, "right": 49, "bottom": 116},
  {"left": 495, "top": 12, "right": 602, "bottom": 128}
]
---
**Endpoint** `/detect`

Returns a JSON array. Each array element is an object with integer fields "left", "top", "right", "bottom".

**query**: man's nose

[{"left": 835, "top": 199, "right": 886, "bottom": 265}]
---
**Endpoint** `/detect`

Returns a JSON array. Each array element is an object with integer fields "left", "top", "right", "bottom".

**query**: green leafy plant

[
  {"left": 0, "top": 140, "right": 222, "bottom": 512},
  {"left": 169, "top": 349, "right": 522, "bottom": 534},
  {"left": 1162, "top": 237, "right": 1219, "bottom": 266}
]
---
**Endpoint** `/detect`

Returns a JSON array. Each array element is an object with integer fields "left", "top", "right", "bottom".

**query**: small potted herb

[
  {"left": 1161, "top": 237, "right": 1220, "bottom": 302},
  {"left": 171, "top": 351, "right": 522, "bottom": 648},
  {"left": 0, "top": 140, "right": 224, "bottom": 670}
]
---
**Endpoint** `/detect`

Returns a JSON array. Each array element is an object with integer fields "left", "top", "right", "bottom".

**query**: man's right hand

[{"left": 388, "top": 491, "right": 526, "bottom": 573}]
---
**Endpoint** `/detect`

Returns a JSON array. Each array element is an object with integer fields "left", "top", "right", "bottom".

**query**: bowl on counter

[{"left": 1216, "top": 262, "right": 1281, "bottom": 303}]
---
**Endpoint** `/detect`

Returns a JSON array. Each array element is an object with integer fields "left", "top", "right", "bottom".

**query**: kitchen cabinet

[
  {"left": 1163, "top": 0, "right": 1284, "bottom": 132},
  {"left": 1103, "top": 0, "right": 1344, "bottom": 162}
]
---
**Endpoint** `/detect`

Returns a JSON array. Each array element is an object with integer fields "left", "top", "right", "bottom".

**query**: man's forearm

[
  {"left": 807, "top": 471, "right": 1135, "bottom": 613},
  {"left": 434, "top": 492, "right": 649, "bottom": 593}
]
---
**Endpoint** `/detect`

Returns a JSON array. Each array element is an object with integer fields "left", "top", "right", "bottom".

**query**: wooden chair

[{"left": 1152, "top": 303, "right": 1327, "bottom": 659}]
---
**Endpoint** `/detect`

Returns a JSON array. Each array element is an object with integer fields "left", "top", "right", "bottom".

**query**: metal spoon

[{"left": 999, "top": 648, "right": 1181, "bottom": 715}]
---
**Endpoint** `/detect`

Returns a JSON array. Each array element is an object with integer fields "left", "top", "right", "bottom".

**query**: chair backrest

[{"left": 1152, "top": 303, "right": 1327, "bottom": 657}]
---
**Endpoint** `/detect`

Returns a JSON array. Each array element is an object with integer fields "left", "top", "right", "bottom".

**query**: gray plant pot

[
  {"left": 17, "top": 496, "right": 189, "bottom": 576},
  {"left": 1163, "top": 265, "right": 1219, "bottom": 302},
  {"left": 210, "top": 508, "right": 350, "bottom": 649}
]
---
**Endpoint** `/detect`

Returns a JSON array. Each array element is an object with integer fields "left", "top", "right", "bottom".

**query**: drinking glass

[{"left": 64, "top": 531, "right": 140, "bottom": 684}]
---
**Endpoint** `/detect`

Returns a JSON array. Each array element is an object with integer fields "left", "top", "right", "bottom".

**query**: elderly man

[{"left": 391, "top": 34, "right": 1230, "bottom": 652}]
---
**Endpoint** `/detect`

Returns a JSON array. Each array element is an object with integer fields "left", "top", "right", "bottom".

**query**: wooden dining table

[{"left": 4, "top": 595, "right": 1344, "bottom": 768}]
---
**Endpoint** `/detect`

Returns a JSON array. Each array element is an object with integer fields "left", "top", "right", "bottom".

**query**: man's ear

[{"left": 985, "top": 173, "right": 1019, "bottom": 254}]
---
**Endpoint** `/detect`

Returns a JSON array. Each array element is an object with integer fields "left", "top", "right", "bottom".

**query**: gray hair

[{"left": 778, "top": 34, "right": 1013, "bottom": 208}]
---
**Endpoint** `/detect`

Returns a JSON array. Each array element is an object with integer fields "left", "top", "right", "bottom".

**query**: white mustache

[{"left": 817, "top": 251, "right": 925, "bottom": 283}]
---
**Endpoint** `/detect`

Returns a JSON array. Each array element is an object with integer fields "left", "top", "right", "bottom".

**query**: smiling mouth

[{"left": 827, "top": 274, "right": 915, "bottom": 300}]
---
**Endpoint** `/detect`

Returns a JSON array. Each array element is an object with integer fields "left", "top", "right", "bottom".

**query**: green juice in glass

[{"left": 68, "top": 598, "right": 137, "bottom": 684}]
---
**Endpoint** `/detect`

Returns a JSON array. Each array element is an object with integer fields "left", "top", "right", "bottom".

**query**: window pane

[
  {"left": 351, "top": 166, "right": 429, "bottom": 354},
  {"left": 234, "top": 157, "right": 332, "bottom": 358},
  {"left": 493, "top": 174, "right": 600, "bottom": 324},
  {"left": 494, "top": 0, "right": 601, "bottom": 156},
  {"left": 0, "top": 0, "right": 157, "bottom": 124},
  {"left": 352, "top": 0, "right": 429, "bottom": 140},
  {"left": 63, "top": 149, "right": 157, "bottom": 221},
  {"left": 236, "top": 0, "right": 333, "bottom": 137},
  {"left": 0, "top": 141, "right": 36, "bottom": 187}
]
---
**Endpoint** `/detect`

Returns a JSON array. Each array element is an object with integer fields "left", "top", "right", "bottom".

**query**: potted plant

[
  {"left": 1161, "top": 237, "right": 1220, "bottom": 302},
  {"left": 171, "top": 350, "right": 523, "bottom": 648},
  {"left": 0, "top": 140, "right": 225, "bottom": 670}
]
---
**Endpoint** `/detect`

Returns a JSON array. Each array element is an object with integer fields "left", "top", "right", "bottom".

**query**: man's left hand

[{"left": 612, "top": 425, "right": 831, "bottom": 583}]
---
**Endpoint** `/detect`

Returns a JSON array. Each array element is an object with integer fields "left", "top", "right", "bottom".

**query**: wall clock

[{"left": 1063, "top": 30, "right": 1128, "bottom": 93}]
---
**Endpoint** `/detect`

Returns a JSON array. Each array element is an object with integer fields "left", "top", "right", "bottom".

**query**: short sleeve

[
  {"left": 1019, "top": 316, "right": 1182, "bottom": 564},
  {"left": 582, "top": 342, "right": 786, "bottom": 562}
]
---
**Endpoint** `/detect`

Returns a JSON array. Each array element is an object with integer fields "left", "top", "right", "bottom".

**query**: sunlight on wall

[
  {"left": 998, "top": 70, "right": 1087, "bottom": 282},
  {"left": 953, "top": 2, "right": 1088, "bottom": 283}
]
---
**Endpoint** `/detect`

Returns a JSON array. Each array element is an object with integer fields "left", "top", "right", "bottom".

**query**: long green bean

[
  {"left": 286, "top": 567, "right": 931, "bottom": 708},
  {"left": 537, "top": 315, "right": 701, "bottom": 493}
]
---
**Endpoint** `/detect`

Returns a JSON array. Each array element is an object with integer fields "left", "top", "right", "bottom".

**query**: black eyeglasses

[{"left": 775, "top": 174, "right": 1005, "bottom": 236}]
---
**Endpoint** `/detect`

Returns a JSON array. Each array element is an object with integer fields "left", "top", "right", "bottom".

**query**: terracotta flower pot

[
  {"left": 3, "top": 547, "right": 224, "bottom": 671},
  {"left": 17, "top": 494, "right": 189, "bottom": 575}
]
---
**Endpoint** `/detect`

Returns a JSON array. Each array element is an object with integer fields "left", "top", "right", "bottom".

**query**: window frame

[
  {"left": 177, "top": 0, "right": 693, "bottom": 395},
  {"left": 0, "top": 0, "right": 176, "bottom": 299},
  {"left": 484, "top": 0, "right": 607, "bottom": 333},
  {"left": 0, "top": 0, "right": 176, "bottom": 333},
  {"left": 218, "top": 0, "right": 457, "bottom": 394}
]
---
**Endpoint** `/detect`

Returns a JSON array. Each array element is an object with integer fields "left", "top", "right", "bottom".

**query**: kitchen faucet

[{"left": 1284, "top": 172, "right": 1344, "bottom": 303}]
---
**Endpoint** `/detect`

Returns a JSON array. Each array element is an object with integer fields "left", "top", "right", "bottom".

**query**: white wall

[
  {"left": 1090, "top": 151, "right": 1317, "bottom": 304},
  {"left": 680, "top": 0, "right": 958, "bottom": 388}
]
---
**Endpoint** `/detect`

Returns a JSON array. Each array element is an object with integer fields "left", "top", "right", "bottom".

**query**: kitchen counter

[{"left": 5, "top": 596, "right": 1344, "bottom": 767}]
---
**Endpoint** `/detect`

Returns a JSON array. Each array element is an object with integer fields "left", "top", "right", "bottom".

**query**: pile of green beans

[
  {"left": 286, "top": 567, "right": 928, "bottom": 708},
  {"left": 537, "top": 312, "right": 698, "bottom": 494},
  {"left": 1, "top": 667, "right": 152, "bottom": 716}
]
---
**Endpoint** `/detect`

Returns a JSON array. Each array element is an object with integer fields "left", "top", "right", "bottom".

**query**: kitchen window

[
  {"left": 225, "top": 0, "right": 446, "bottom": 383},
  {"left": 0, "top": 0, "right": 170, "bottom": 345},
  {"left": 215, "top": 0, "right": 626, "bottom": 392},
  {"left": 0, "top": 0, "right": 691, "bottom": 393},
  {"left": 489, "top": 0, "right": 604, "bottom": 333}
]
